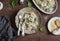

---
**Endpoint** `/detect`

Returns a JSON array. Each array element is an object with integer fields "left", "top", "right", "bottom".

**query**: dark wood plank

[{"left": 0, "top": 0, "right": 60, "bottom": 41}]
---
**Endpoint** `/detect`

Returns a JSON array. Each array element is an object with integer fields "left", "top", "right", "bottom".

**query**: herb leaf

[
  {"left": 28, "top": 2, "right": 32, "bottom": 7},
  {"left": 11, "top": 0, "right": 18, "bottom": 8},
  {"left": 39, "top": 26, "right": 44, "bottom": 32}
]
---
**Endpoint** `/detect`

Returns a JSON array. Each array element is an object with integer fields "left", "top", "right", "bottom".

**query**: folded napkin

[{"left": 0, "top": 16, "right": 17, "bottom": 41}]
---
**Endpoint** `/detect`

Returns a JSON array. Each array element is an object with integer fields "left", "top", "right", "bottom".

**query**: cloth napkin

[{"left": 0, "top": 16, "right": 17, "bottom": 41}]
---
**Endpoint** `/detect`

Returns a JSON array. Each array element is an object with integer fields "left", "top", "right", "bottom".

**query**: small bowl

[
  {"left": 32, "top": 0, "right": 58, "bottom": 14},
  {"left": 48, "top": 17, "right": 60, "bottom": 35}
]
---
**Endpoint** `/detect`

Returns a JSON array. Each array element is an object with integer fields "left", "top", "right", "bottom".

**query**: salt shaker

[{"left": 20, "top": 0, "right": 24, "bottom": 4}]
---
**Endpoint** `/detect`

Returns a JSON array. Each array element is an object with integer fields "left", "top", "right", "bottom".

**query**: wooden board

[{"left": 0, "top": 0, "right": 60, "bottom": 41}]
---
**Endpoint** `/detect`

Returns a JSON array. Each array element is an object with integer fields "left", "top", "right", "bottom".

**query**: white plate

[
  {"left": 15, "top": 7, "right": 41, "bottom": 34},
  {"left": 48, "top": 17, "right": 60, "bottom": 35},
  {"left": 32, "top": 0, "right": 58, "bottom": 14}
]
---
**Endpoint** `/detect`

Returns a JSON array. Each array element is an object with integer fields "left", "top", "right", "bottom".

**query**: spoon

[
  {"left": 17, "top": 15, "right": 22, "bottom": 36},
  {"left": 17, "top": 12, "right": 24, "bottom": 36},
  {"left": 22, "top": 23, "right": 25, "bottom": 36}
]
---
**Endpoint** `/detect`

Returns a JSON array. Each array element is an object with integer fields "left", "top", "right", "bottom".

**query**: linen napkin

[{"left": 0, "top": 16, "right": 17, "bottom": 41}]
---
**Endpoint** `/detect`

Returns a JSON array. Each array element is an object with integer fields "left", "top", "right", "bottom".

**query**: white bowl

[
  {"left": 32, "top": 0, "right": 58, "bottom": 14},
  {"left": 48, "top": 17, "right": 60, "bottom": 35}
]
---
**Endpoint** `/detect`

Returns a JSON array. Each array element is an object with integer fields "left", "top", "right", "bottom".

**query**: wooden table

[{"left": 0, "top": 0, "right": 60, "bottom": 41}]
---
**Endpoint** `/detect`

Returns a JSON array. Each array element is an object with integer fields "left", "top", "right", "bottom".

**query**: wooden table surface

[{"left": 0, "top": 0, "right": 60, "bottom": 41}]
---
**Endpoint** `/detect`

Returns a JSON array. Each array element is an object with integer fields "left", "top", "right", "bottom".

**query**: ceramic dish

[
  {"left": 32, "top": 0, "right": 58, "bottom": 14},
  {"left": 48, "top": 17, "right": 60, "bottom": 35},
  {"left": 15, "top": 7, "right": 41, "bottom": 34}
]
